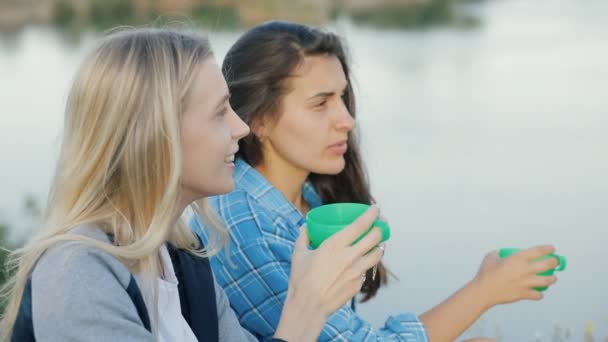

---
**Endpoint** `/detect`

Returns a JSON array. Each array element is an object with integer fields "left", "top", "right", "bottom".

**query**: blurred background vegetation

[
  {"left": 0, "top": 195, "right": 40, "bottom": 312},
  {"left": 0, "top": 0, "right": 481, "bottom": 33}
]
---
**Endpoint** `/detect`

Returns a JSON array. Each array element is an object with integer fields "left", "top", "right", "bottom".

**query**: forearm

[{"left": 419, "top": 279, "right": 491, "bottom": 342}]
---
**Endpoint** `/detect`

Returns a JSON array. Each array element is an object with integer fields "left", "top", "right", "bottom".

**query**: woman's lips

[{"left": 328, "top": 141, "right": 348, "bottom": 154}]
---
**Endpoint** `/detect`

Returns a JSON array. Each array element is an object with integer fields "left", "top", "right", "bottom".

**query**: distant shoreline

[{"left": 0, "top": 0, "right": 476, "bottom": 32}]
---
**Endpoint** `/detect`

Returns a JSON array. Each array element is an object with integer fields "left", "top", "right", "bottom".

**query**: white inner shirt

[{"left": 137, "top": 244, "right": 199, "bottom": 342}]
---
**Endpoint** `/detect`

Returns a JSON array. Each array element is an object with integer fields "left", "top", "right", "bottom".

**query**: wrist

[
  {"left": 274, "top": 289, "right": 326, "bottom": 341},
  {"left": 470, "top": 275, "right": 494, "bottom": 311}
]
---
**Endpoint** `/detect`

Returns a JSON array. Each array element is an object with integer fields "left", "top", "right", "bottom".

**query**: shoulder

[
  {"left": 32, "top": 224, "right": 132, "bottom": 290},
  {"left": 210, "top": 189, "right": 263, "bottom": 217},
  {"left": 210, "top": 191, "right": 277, "bottom": 239},
  {"left": 26, "top": 225, "right": 155, "bottom": 340}
]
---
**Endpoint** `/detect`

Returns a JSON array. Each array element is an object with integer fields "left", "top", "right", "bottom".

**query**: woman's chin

[
  {"left": 313, "top": 160, "right": 346, "bottom": 175},
  {"left": 200, "top": 179, "right": 235, "bottom": 197},
  {"left": 217, "top": 180, "right": 235, "bottom": 195}
]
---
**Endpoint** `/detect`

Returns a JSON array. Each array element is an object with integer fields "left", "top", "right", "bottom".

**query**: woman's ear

[{"left": 251, "top": 117, "right": 269, "bottom": 142}]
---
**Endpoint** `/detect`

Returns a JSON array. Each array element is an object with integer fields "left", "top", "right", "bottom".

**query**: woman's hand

[
  {"left": 274, "top": 205, "right": 384, "bottom": 341},
  {"left": 474, "top": 245, "right": 559, "bottom": 307},
  {"left": 418, "top": 245, "right": 559, "bottom": 342}
]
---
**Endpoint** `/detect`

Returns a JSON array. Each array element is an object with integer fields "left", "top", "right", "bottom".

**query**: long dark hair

[{"left": 222, "top": 21, "right": 388, "bottom": 302}]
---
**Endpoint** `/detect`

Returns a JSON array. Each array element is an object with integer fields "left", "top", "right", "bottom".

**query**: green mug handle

[
  {"left": 352, "top": 219, "right": 391, "bottom": 245},
  {"left": 373, "top": 219, "right": 391, "bottom": 242},
  {"left": 553, "top": 254, "right": 567, "bottom": 271}
]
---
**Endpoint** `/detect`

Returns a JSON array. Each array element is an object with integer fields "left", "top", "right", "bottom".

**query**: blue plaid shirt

[{"left": 192, "top": 159, "right": 429, "bottom": 342}]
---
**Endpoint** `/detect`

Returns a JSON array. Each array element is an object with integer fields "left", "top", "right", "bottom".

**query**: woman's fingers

[
  {"left": 518, "top": 245, "right": 556, "bottom": 261},
  {"left": 524, "top": 289, "right": 544, "bottom": 301},
  {"left": 327, "top": 206, "right": 379, "bottom": 248},
  {"left": 529, "top": 275, "right": 557, "bottom": 288},
  {"left": 529, "top": 257, "right": 559, "bottom": 274},
  {"left": 322, "top": 231, "right": 383, "bottom": 287},
  {"left": 345, "top": 246, "right": 384, "bottom": 281},
  {"left": 350, "top": 227, "right": 382, "bottom": 257},
  {"left": 319, "top": 241, "right": 384, "bottom": 312}
]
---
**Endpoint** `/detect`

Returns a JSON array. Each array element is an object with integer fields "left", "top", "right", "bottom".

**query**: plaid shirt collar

[{"left": 233, "top": 158, "right": 323, "bottom": 228}]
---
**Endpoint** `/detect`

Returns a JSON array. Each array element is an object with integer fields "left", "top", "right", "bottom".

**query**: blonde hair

[{"left": 0, "top": 27, "right": 228, "bottom": 340}]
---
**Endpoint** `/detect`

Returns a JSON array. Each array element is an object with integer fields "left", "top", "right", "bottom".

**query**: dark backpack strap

[
  {"left": 11, "top": 278, "right": 35, "bottom": 342},
  {"left": 125, "top": 275, "right": 151, "bottom": 332},
  {"left": 168, "top": 244, "right": 219, "bottom": 342},
  {"left": 108, "top": 233, "right": 151, "bottom": 332}
]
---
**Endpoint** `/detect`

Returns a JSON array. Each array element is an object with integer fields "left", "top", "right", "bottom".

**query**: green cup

[
  {"left": 306, "top": 203, "right": 391, "bottom": 249},
  {"left": 498, "top": 248, "right": 567, "bottom": 291}
]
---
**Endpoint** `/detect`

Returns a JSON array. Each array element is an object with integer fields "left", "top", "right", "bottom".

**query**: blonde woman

[{"left": 0, "top": 28, "right": 385, "bottom": 342}]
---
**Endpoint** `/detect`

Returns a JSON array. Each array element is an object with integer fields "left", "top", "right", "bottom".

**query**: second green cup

[
  {"left": 306, "top": 203, "right": 391, "bottom": 249},
  {"left": 498, "top": 247, "right": 567, "bottom": 291}
]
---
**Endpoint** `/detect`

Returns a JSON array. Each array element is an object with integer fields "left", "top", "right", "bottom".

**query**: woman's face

[
  {"left": 260, "top": 54, "right": 355, "bottom": 175},
  {"left": 180, "top": 59, "right": 250, "bottom": 201}
]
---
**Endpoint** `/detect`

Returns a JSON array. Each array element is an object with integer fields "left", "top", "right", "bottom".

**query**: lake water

[{"left": 1, "top": 0, "right": 607, "bottom": 340}]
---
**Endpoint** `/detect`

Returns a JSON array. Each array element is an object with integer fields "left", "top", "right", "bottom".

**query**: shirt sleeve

[{"left": 199, "top": 196, "right": 429, "bottom": 342}]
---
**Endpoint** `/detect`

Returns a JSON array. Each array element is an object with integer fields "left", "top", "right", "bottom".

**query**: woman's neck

[{"left": 256, "top": 158, "right": 310, "bottom": 215}]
